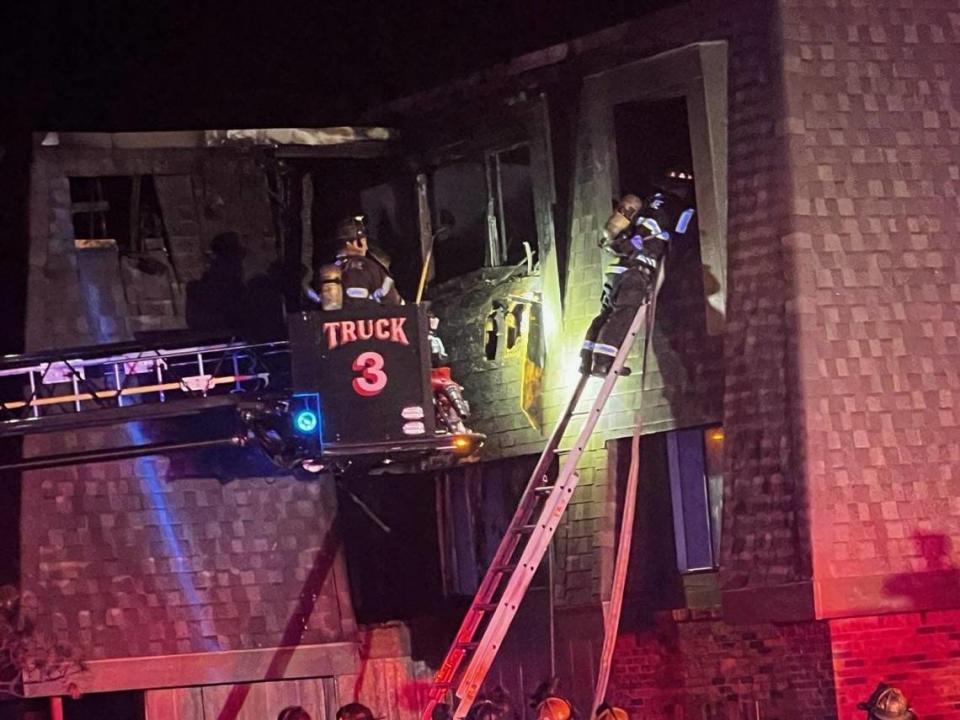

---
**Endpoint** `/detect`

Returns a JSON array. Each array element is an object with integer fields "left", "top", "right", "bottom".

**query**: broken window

[
  {"left": 69, "top": 175, "right": 167, "bottom": 254},
  {"left": 486, "top": 144, "right": 538, "bottom": 268},
  {"left": 429, "top": 144, "right": 539, "bottom": 284},
  {"left": 430, "top": 161, "right": 489, "bottom": 283}
]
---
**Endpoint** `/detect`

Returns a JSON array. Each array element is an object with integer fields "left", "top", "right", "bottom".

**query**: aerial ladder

[
  {"left": 0, "top": 304, "right": 482, "bottom": 473},
  {"left": 422, "top": 285, "right": 660, "bottom": 720}
]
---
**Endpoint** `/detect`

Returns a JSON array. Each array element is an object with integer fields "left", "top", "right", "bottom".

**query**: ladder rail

[
  {"left": 453, "top": 300, "right": 648, "bottom": 720},
  {"left": 424, "top": 374, "right": 590, "bottom": 710},
  {"left": 424, "top": 295, "right": 653, "bottom": 720}
]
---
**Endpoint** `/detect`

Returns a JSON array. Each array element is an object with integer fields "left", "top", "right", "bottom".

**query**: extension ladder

[{"left": 422, "top": 298, "right": 655, "bottom": 720}]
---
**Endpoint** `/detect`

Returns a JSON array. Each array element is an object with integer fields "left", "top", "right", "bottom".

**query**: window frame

[{"left": 580, "top": 41, "right": 728, "bottom": 334}]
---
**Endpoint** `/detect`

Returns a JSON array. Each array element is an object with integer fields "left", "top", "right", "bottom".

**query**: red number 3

[{"left": 352, "top": 351, "right": 387, "bottom": 397}]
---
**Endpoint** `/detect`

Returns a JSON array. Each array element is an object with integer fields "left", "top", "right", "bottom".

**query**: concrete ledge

[
  {"left": 24, "top": 641, "right": 359, "bottom": 698},
  {"left": 721, "top": 581, "right": 816, "bottom": 623},
  {"left": 813, "top": 570, "right": 960, "bottom": 620}
]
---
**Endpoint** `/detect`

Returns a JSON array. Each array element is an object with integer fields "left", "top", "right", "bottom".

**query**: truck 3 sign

[{"left": 288, "top": 305, "right": 435, "bottom": 445}]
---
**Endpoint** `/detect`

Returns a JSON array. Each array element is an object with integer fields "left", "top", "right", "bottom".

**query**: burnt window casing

[
  {"left": 68, "top": 175, "right": 166, "bottom": 254},
  {"left": 485, "top": 144, "right": 538, "bottom": 268},
  {"left": 429, "top": 144, "right": 539, "bottom": 284}
]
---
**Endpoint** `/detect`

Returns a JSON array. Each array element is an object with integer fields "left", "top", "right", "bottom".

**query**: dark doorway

[
  {"left": 340, "top": 472, "right": 444, "bottom": 624},
  {"left": 612, "top": 96, "right": 692, "bottom": 199},
  {"left": 64, "top": 690, "right": 145, "bottom": 720}
]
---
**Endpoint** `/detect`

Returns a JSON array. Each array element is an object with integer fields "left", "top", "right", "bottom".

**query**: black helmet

[
  {"left": 335, "top": 216, "right": 368, "bottom": 244},
  {"left": 654, "top": 168, "right": 694, "bottom": 199}
]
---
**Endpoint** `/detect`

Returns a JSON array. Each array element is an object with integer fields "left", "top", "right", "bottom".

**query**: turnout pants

[{"left": 582, "top": 264, "right": 656, "bottom": 370}]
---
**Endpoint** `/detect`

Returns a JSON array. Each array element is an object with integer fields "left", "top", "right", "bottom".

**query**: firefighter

[
  {"left": 536, "top": 697, "right": 572, "bottom": 720},
  {"left": 595, "top": 704, "right": 629, "bottom": 720},
  {"left": 530, "top": 678, "right": 573, "bottom": 720},
  {"left": 313, "top": 216, "right": 402, "bottom": 309},
  {"left": 580, "top": 170, "right": 696, "bottom": 377},
  {"left": 277, "top": 707, "right": 312, "bottom": 720},
  {"left": 858, "top": 683, "right": 916, "bottom": 720},
  {"left": 336, "top": 703, "right": 376, "bottom": 720}
]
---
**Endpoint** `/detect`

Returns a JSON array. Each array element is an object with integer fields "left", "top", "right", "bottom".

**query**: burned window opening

[
  {"left": 68, "top": 175, "right": 167, "bottom": 256},
  {"left": 429, "top": 142, "right": 539, "bottom": 285},
  {"left": 486, "top": 143, "right": 538, "bottom": 268},
  {"left": 306, "top": 158, "right": 422, "bottom": 299}
]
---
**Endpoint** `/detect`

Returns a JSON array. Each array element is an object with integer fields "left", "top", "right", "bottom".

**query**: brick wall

[
  {"left": 830, "top": 610, "right": 960, "bottom": 720},
  {"left": 548, "top": 0, "right": 801, "bottom": 605},
  {"left": 777, "top": 0, "right": 960, "bottom": 615},
  {"left": 26, "top": 143, "right": 277, "bottom": 351},
  {"left": 607, "top": 610, "right": 836, "bottom": 720},
  {"left": 20, "top": 431, "right": 355, "bottom": 664}
]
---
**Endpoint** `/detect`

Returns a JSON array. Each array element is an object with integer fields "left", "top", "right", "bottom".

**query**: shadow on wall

[
  {"left": 883, "top": 532, "right": 960, "bottom": 609},
  {"left": 653, "top": 252, "right": 724, "bottom": 427},
  {"left": 185, "top": 231, "right": 287, "bottom": 341}
]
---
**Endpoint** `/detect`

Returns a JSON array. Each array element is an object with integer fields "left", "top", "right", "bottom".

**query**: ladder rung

[
  {"left": 455, "top": 641, "right": 480, "bottom": 651},
  {"left": 474, "top": 602, "right": 498, "bottom": 612},
  {"left": 515, "top": 524, "right": 537, "bottom": 534},
  {"left": 491, "top": 563, "right": 517, "bottom": 574},
  {"left": 533, "top": 484, "right": 556, "bottom": 494}
]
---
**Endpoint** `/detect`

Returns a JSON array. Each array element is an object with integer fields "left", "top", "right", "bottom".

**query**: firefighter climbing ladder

[{"left": 423, "top": 293, "right": 658, "bottom": 720}]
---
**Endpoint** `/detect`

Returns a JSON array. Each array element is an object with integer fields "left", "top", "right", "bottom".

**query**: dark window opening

[
  {"left": 429, "top": 143, "right": 539, "bottom": 285},
  {"left": 68, "top": 176, "right": 166, "bottom": 255},
  {"left": 613, "top": 98, "right": 704, "bottom": 310},
  {"left": 612, "top": 424, "right": 723, "bottom": 618},
  {"left": 438, "top": 455, "right": 552, "bottom": 597},
  {"left": 308, "top": 159, "right": 421, "bottom": 299},
  {"left": 487, "top": 144, "right": 538, "bottom": 267},
  {"left": 613, "top": 97, "right": 692, "bottom": 199},
  {"left": 64, "top": 690, "right": 145, "bottom": 720},
  {"left": 341, "top": 472, "right": 444, "bottom": 623},
  {"left": 430, "top": 161, "right": 489, "bottom": 284}
]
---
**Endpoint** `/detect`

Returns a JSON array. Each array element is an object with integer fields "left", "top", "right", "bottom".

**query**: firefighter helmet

[
  {"left": 596, "top": 705, "right": 629, "bottom": 720},
  {"left": 336, "top": 704, "right": 375, "bottom": 720},
  {"left": 537, "top": 697, "right": 572, "bottom": 720},
  {"left": 335, "top": 216, "right": 368, "bottom": 246},
  {"left": 858, "top": 684, "right": 915, "bottom": 720},
  {"left": 654, "top": 168, "right": 695, "bottom": 199}
]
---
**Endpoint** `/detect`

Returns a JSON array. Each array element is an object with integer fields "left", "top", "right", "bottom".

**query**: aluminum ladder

[{"left": 422, "top": 298, "right": 654, "bottom": 720}]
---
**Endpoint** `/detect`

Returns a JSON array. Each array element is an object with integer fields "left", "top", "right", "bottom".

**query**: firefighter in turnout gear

[
  {"left": 314, "top": 215, "right": 402, "bottom": 310},
  {"left": 580, "top": 170, "right": 696, "bottom": 377}
]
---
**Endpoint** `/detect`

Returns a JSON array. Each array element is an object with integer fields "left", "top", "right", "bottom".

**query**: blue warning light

[{"left": 294, "top": 409, "right": 319, "bottom": 434}]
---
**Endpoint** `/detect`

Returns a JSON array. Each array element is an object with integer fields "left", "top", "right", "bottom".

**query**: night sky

[
  {"left": 5, "top": 1, "right": 681, "bottom": 131},
  {"left": 0, "top": 1, "right": 679, "bottom": 356}
]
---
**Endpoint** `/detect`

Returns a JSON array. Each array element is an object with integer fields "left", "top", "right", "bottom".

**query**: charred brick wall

[
  {"left": 428, "top": 271, "right": 544, "bottom": 457},
  {"left": 778, "top": 0, "right": 960, "bottom": 616},
  {"left": 25, "top": 141, "right": 277, "bottom": 351},
  {"left": 606, "top": 610, "right": 836, "bottom": 720}
]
